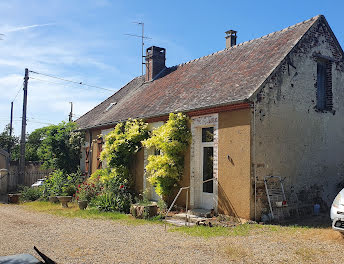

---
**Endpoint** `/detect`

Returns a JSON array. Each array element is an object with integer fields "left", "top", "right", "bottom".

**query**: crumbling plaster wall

[{"left": 253, "top": 20, "right": 344, "bottom": 217}]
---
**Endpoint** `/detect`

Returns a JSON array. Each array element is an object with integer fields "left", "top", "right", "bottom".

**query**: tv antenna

[{"left": 125, "top": 22, "right": 152, "bottom": 76}]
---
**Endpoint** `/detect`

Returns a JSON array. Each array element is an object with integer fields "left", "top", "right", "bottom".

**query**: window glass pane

[
  {"left": 203, "top": 147, "right": 213, "bottom": 193},
  {"left": 202, "top": 127, "right": 214, "bottom": 142}
]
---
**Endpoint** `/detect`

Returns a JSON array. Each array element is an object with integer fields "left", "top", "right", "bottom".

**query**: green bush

[
  {"left": 19, "top": 186, "right": 43, "bottom": 201},
  {"left": 44, "top": 169, "right": 83, "bottom": 197},
  {"left": 89, "top": 168, "right": 134, "bottom": 213}
]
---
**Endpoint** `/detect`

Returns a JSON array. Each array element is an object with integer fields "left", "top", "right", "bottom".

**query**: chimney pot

[
  {"left": 225, "top": 30, "right": 237, "bottom": 48},
  {"left": 145, "top": 46, "right": 166, "bottom": 81}
]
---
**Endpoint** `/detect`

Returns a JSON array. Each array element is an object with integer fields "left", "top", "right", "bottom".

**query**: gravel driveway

[{"left": 0, "top": 204, "right": 343, "bottom": 263}]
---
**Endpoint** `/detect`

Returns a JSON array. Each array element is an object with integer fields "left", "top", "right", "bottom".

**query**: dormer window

[
  {"left": 104, "top": 102, "right": 117, "bottom": 112},
  {"left": 316, "top": 59, "right": 332, "bottom": 111}
]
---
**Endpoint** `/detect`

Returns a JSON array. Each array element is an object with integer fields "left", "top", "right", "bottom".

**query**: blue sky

[{"left": 0, "top": 0, "right": 343, "bottom": 135}]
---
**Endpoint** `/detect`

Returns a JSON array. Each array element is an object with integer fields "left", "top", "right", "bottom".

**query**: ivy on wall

[
  {"left": 99, "top": 118, "right": 149, "bottom": 186},
  {"left": 143, "top": 113, "right": 191, "bottom": 197}
]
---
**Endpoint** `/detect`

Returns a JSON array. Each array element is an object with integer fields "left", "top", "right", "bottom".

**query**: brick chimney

[
  {"left": 145, "top": 46, "right": 166, "bottom": 81},
  {"left": 225, "top": 30, "right": 237, "bottom": 48}
]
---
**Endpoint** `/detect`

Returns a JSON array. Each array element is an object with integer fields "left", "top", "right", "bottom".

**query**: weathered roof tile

[{"left": 77, "top": 16, "right": 320, "bottom": 130}]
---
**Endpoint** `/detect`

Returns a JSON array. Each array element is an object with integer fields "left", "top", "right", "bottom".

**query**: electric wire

[
  {"left": 12, "top": 81, "right": 23, "bottom": 102},
  {"left": 29, "top": 70, "right": 115, "bottom": 92}
]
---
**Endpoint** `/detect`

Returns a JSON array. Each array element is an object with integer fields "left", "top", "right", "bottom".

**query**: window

[
  {"left": 316, "top": 59, "right": 332, "bottom": 111},
  {"left": 202, "top": 127, "right": 214, "bottom": 142}
]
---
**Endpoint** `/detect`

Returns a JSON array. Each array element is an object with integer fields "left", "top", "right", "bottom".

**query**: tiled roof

[{"left": 77, "top": 15, "right": 320, "bottom": 130}]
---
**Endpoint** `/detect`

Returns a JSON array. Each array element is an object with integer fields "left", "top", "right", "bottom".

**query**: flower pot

[
  {"left": 78, "top": 200, "right": 88, "bottom": 210},
  {"left": 49, "top": 196, "right": 59, "bottom": 203},
  {"left": 57, "top": 196, "right": 72, "bottom": 208},
  {"left": 8, "top": 193, "right": 21, "bottom": 204}
]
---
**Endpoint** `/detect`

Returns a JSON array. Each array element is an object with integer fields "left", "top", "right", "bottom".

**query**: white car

[
  {"left": 330, "top": 188, "right": 344, "bottom": 235},
  {"left": 31, "top": 178, "right": 45, "bottom": 188}
]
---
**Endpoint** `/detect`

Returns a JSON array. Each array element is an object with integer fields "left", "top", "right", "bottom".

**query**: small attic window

[{"left": 105, "top": 102, "right": 116, "bottom": 112}]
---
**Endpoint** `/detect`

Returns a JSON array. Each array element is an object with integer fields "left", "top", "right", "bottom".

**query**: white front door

[{"left": 200, "top": 127, "right": 215, "bottom": 209}]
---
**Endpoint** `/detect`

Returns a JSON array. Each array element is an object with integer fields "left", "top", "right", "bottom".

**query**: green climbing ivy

[
  {"left": 143, "top": 113, "right": 191, "bottom": 197},
  {"left": 100, "top": 118, "right": 149, "bottom": 185}
]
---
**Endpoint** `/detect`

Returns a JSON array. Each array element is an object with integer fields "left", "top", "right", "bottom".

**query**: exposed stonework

[{"left": 252, "top": 17, "right": 344, "bottom": 218}]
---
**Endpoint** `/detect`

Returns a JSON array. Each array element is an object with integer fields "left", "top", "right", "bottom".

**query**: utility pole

[
  {"left": 9, "top": 102, "right": 13, "bottom": 137},
  {"left": 19, "top": 68, "right": 28, "bottom": 185},
  {"left": 68, "top": 102, "right": 73, "bottom": 122},
  {"left": 125, "top": 22, "right": 152, "bottom": 76},
  {"left": 8, "top": 101, "right": 13, "bottom": 154}
]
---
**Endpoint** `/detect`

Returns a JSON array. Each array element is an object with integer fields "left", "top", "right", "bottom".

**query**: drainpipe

[{"left": 253, "top": 102, "right": 257, "bottom": 221}]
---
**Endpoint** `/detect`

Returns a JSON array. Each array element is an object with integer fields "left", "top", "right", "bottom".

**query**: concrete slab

[{"left": 164, "top": 218, "right": 195, "bottom": 227}]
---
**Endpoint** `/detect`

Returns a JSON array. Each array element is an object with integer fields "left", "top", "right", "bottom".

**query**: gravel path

[{"left": 0, "top": 204, "right": 344, "bottom": 263}]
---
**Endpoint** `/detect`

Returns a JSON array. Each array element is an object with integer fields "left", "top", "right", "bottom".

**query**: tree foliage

[
  {"left": 38, "top": 122, "right": 84, "bottom": 173},
  {"left": 25, "top": 127, "right": 47, "bottom": 161},
  {"left": 0, "top": 124, "right": 19, "bottom": 159},
  {"left": 143, "top": 113, "right": 191, "bottom": 197}
]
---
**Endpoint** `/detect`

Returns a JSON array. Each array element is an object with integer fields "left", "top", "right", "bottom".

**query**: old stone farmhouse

[{"left": 76, "top": 15, "right": 344, "bottom": 220}]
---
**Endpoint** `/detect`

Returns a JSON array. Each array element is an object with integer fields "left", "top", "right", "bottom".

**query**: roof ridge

[{"left": 174, "top": 15, "right": 321, "bottom": 69}]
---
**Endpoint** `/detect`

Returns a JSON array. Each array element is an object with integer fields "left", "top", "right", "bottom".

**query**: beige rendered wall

[
  {"left": 218, "top": 109, "right": 251, "bottom": 219},
  {"left": 253, "top": 20, "right": 344, "bottom": 218},
  {"left": 175, "top": 146, "right": 190, "bottom": 206}
]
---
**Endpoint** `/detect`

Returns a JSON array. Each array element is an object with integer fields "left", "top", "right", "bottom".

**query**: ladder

[{"left": 264, "top": 176, "right": 288, "bottom": 221}]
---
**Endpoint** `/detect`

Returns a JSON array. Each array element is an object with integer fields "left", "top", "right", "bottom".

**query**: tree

[
  {"left": 37, "top": 122, "right": 84, "bottom": 173},
  {"left": 25, "top": 127, "right": 47, "bottom": 161},
  {"left": 0, "top": 124, "right": 19, "bottom": 159}
]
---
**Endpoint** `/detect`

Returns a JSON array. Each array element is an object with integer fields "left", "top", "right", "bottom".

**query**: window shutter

[
  {"left": 96, "top": 138, "right": 103, "bottom": 169},
  {"left": 317, "top": 61, "right": 326, "bottom": 110},
  {"left": 85, "top": 146, "right": 90, "bottom": 174}
]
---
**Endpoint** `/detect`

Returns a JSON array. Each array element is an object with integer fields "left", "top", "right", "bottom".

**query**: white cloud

[{"left": 4, "top": 23, "right": 55, "bottom": 33}]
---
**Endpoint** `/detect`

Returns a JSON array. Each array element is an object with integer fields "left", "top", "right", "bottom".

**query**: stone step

[
  {"left": 171, "top": 213, "right": 206, "bottom": 223},
  {"left": 164, "top": 218, "right": 195, "bottom": 227},
  {"left": 187, "top": 208, "right": 213, "bottom": 217}
]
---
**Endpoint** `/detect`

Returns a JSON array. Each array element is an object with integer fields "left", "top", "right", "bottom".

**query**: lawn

[
  {"left": 20, "top": 201, "right": 336, "bottom": 240},
  {"left": 21, "top": 201, "right": 161, "bottom": 225}
]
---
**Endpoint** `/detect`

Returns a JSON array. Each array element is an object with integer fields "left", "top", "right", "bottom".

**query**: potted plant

[
  {"left": 76, "top": 180, "right": 101, "bottom": 210},
  {"left": 76, "top": 186, "right": 88, "bottom": 210}
]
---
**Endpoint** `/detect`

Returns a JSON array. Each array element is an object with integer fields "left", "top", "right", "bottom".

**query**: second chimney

[
  {"left": 225, "top": 30, "right": 237, "bottom": 48},
  {"left": 145, "top": 46, "right": 166, "bottom": 82}
]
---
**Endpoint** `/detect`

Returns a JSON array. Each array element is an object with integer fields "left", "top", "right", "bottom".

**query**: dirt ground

[{"left": 0, "top": 204, "right": 343, "bottom": 264}]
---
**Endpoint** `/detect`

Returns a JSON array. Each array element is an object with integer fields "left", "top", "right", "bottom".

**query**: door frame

[
  {"left": 200, "top": 139, "right": 215, "bottom": 209},
  {"left": 190, "top": 113, "right": 219, "bottom": 212}
]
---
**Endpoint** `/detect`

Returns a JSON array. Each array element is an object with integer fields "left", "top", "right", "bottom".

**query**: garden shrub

[
  {"left": 76, "top": 176, "right": 103, "bottom": 202},
  {"left": 19, "top": 186, "right": 43, "bottom": 201},
  {"left": 89, "top": 168, "right": 134, "bottom": 213},
  {"left": 143, "top": 113, "right": 191, "bottom": 198},
  {"left": 90, "top": 119, "right": 148, "bottom": 213},
  {"left": 44, "top": 169, "right": 83, "bottom": 197}
]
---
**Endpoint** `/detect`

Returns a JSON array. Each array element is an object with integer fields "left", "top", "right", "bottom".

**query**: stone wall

[{"left": 252, "top": 19, "right": 344, "bottom": 218}]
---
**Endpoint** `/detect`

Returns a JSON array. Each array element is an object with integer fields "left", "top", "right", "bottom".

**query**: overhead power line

[
  {"left": 29, "top": 70, "right": 115, "bottom": 92},
  {"left": 12, "top": 82, "right": 23, "bottom": 102}
]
